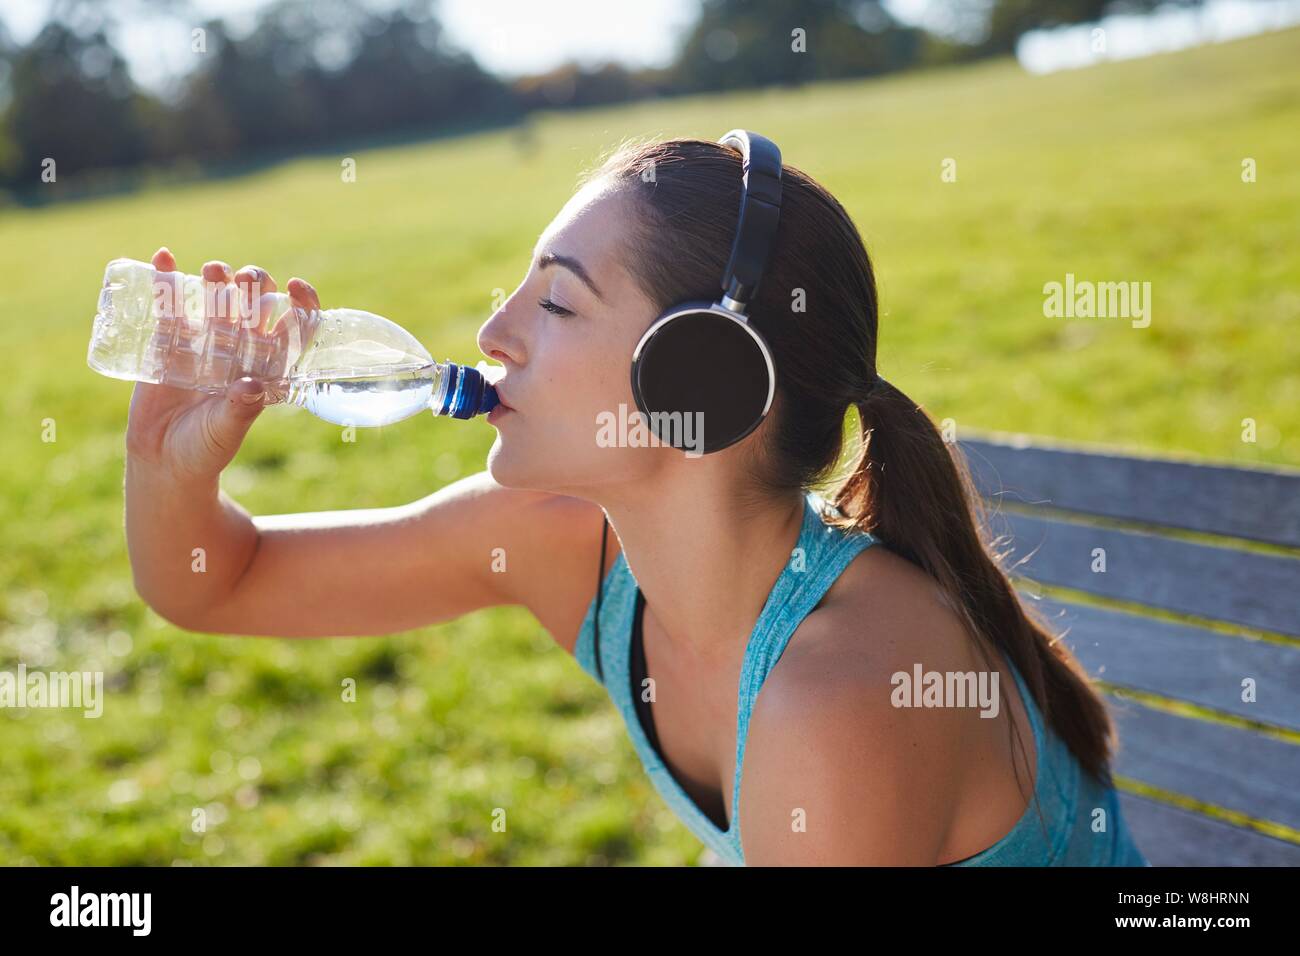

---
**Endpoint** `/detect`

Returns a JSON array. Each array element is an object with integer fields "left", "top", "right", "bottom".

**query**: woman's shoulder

[
  {"left": 762, "top": 537, "right": 983, "bottom": 709},
  {"left": 740, "top": 537, "right": 1000, "bottom": 850},
  {"left": 488, "top": 490, "right": 622, "bottom": 655},
  {"left": 737, "top": 544, "right": 980, "bottom": 862}
]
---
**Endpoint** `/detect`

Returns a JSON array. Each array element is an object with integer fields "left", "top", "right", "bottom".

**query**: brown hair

[{"left": 581, "top": 135, "right": 1118, "bottom": 792}]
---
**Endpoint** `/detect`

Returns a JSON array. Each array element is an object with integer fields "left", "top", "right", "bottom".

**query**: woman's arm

[
  {"left": 123, "top": 247, "right": 607, "bottom": 642},
  {"left": 132, "top": 467, "right": 586, "bottom": 639}
]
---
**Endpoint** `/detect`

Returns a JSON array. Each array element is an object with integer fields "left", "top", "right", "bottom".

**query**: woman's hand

[{"left": 125, "top": 246, "right": 321, "bottom": 480}]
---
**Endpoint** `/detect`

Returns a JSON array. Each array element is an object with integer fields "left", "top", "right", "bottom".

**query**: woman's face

[{"left": 477, "top": 179, "right": 668, "bottom": 497}]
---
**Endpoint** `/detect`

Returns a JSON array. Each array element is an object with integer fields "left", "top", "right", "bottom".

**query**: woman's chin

[
  {"left": 485, "top": 444, "right": 529, "bottom": 489},
  {"left": 486, "top": 446, "right": 578, "bottom": 496}
]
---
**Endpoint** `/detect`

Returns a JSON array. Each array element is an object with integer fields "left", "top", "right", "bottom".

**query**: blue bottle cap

[{"left": 441, "top": 362, "right": 499, "bottom": 419}]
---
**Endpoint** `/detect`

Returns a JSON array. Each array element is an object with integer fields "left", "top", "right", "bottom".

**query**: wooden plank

[
  {"left": 957, "top": 435, "right": 1300, "bottom": 549},
  {"left": 995, "top": 512, "right": 1300, "bottom": 637},
  {"left": 1019, "top": 595, "right": 1300, "bottom": 730},
  {"left": 1104, "top": 693, "right": 1300, "bottom": 832},
  {"left": 1118, "top": 792, "right": 1300, "bottom": 865}
]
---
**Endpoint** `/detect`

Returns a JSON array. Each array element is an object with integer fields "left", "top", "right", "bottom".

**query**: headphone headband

[
  {"left": 716, "top": 130, "right": 783, "bottom": 313},
  {"left": 628, "top": 128, "right": 785, "bottom": 456}
]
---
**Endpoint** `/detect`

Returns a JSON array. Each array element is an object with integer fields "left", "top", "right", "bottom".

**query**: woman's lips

[
  {"left": 491, "top": 384, "right": 515, "bottom": 412},
  {"left": 477, "top": 361, "right": 514, "bottom": 413}
]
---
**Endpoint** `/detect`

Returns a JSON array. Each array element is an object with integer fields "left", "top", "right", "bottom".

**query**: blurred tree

[
  {"left": 318, "top": 5, "right": 518, "bottom": 137},
  {"left": 177, "top": 10, "right": 330, "bottom": 160},
  {"left": 175, "top": 0, "right": 519, "bottom": 161},
  {"left": 926, "top": 0, "right": 1207, "bottom": 56},
  {"left": 512, "top": 61, "right": 672, "bottom": 110},
  {"left": 3, "top": 20, "right": 147, "bottom": 186},
  {"left": 0, "top": 18, "right": 17, "bottom": 181},
  {"left": 671, "top": 0, "right": 925, "bottom": 92}
]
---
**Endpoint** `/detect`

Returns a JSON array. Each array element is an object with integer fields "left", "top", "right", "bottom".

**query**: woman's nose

[{"left": 477, "top": 307, "right": 522, "bottom": 367}]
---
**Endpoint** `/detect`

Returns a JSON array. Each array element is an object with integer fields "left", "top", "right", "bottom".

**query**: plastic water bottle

[{"left": 87, "top": 257, "right": 499, "bottom": 427}]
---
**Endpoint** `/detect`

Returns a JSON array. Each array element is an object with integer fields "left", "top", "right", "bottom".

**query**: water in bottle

[{"left": 87, "top": 257, "right": 499, "bottom": 427}]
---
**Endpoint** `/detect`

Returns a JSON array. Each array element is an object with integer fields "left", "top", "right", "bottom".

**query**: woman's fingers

[
  {"left": 139, "top": 254, "right": 320, "bottom": 390},
  {"left": 149, "top": 246, "right": 182, "bottom": 325},
  {"left": 141, "top": 247, "right": 191, "bottom": 385},
  {"left": 233, "top": 265, "right": 278, "bottom": 333},
  {"left": 287, "top": 277, "right": 321, "bottom": 313},
  {"left": 202, "top": 260, "right": 233, "bottom": 282},
  {"left": 267, "top": 278, "right": 323, "bottom": 389},
  {"left": 152, "top": 246, "right": 176, "bottom": 272},
  {"left": 235, "top": 265, "right": 277, "bottom": 294},
  {"left": 150, "top": 248, "right": 182, "bottom": 321},
  {"left": 201, "top": 260, "right": 237, "bottom": 327},
  {"left": 285, "top": 276, "right": 323, "bottom": 348}
]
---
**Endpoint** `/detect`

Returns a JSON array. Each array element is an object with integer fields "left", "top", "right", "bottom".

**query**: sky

[{"left": 1, "top": 0, "right": 1299, "bottom": 90}]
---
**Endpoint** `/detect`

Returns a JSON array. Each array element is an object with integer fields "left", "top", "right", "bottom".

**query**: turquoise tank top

[{"left": 573, "top": 489, "right": 1151, "bottom": 867}]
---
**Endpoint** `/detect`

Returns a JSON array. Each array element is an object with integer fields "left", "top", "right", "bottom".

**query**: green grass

[{"left": 1, "top": 28, "right": 1298, "bottom": 865}]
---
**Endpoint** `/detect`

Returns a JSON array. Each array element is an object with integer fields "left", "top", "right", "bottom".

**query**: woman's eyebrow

[{"left": 536, "top": 251, "right": 605, "bottom": 302}]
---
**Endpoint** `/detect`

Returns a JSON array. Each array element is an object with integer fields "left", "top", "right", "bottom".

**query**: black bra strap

[{"left": 593, "top": 514, "right": 609, "bottom": 683}]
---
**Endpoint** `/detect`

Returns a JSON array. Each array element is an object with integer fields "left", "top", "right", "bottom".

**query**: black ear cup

[{"left": 630, "top": 303, "right": 775, "bottom": 455}]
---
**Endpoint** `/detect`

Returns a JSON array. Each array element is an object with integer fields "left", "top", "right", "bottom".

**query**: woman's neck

[{"left": 598, "top": 470, "right": 805, "bottom": 660}]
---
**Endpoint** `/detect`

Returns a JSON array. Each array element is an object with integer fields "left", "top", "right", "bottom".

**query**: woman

[{"left": 125, "top": 134, "right": 1149, "bottom": 867}]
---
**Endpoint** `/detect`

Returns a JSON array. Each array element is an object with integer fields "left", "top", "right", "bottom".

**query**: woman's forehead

[
  {"left": 543, "top": 179, "right": 624, "bottom": 246},
  {"left": 534, "top": 185, "right": 635, "bottom": 288}
]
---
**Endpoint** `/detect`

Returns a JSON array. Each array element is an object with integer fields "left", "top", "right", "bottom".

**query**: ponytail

[{"left": 830, "top": 380, "right": 1119, "bottom": 791}]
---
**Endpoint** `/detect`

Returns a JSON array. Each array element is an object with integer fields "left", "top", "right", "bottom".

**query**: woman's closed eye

[{"left": 537, "top": 296, "right": 573, "bottom": 317}]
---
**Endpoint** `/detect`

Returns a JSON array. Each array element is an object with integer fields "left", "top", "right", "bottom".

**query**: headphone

[{"left": 628, "top": 129, "right": 784, "bottom": 456}]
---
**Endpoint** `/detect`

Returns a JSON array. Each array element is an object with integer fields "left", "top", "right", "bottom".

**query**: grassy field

[{"left": 1, "top": 27, "right": 1297, "bottom": 865}]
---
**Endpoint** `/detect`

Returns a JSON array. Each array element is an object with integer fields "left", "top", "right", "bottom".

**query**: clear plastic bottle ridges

[{"left": 87, "top": 257, "right": 498, "bottom": 427}]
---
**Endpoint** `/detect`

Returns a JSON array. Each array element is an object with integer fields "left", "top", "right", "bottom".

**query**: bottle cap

[
  {"left": 439, "top": 361, "right": 499, "bottom": 418},
  {"left": 474, "top": 360, "right": 501, "bottom": 414}
]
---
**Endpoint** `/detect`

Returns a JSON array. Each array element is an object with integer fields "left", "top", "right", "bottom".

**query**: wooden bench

[{"left": 954, "top": 431, "right": 1300, "bottom": 866}]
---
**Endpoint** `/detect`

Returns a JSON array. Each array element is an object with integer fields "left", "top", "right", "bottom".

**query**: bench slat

[
  {"left": 1117, "top": 792, "right": 1300, "bottom": 866},
  {"left": 1022, "top": 595, "right": 1300, "bottom": 730},
  {"left": 958, "top": 436, "right": 1300, "bottom": 548},
  {"left": 1104, "top": 694, "right": 1300, "bottom": 831},
  {"left": 998, "top": 512, "right": 1300, "bottom": 636},
  {"left": 954, "top": 434, "right": 1300, "bottom": 865}
]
